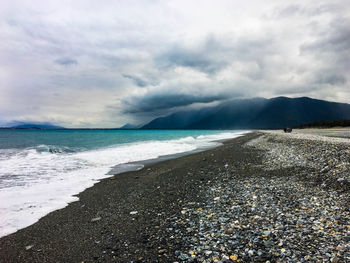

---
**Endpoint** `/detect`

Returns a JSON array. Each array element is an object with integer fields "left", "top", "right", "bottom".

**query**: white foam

[{"left": 0, "top": 131, "right": 247, "bottom": 237}]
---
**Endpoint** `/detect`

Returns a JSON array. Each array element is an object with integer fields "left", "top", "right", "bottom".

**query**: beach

[{"left": 1, "top": 130, "right": 350, "bottom": 262}]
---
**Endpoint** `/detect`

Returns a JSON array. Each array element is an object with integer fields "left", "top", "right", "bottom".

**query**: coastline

[
  {"left": 107, "top": 135, "right": 246, "bottom": 176},
  {"left": 0, "top": 131, "right": 349, "bottom": 262},
  {"left": 0, "top": 132, "right": 255, "bottom": 262},
  {"left": 0, "top": 130, "right": 247, "bottom": 239}
]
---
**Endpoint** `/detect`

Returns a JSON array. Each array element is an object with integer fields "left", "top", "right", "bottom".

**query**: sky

[{"left": 0, "top": 0, "right": 349, "bottom": 128}]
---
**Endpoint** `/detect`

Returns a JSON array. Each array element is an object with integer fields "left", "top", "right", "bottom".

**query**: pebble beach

[
  {"left": 170, "top": 130, "right": 350, "bottom": 263},
  {"left": 1, "top": 130, "right": 349, "bottom": 262}
]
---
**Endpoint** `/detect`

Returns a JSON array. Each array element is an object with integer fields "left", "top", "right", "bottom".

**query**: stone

[
  {"left": 25, "top": 245, "right": 33, "bottom": 250},
  {"left": 178, "top": 253, "right": 189, "bottom": 260}
]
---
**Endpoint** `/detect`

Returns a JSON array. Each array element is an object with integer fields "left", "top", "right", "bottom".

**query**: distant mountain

[
  {"left": 119, "top": 123, "right": 140, "bottom": 129},
  {"left": 141, "top": 97, "right": 350, "bottom": 129},
  {"left": 10, "top": 122, "right": 64, "bottom": 129}
]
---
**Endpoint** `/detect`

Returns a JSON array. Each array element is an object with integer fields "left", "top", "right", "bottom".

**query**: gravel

[
  {"left": 168, "top": 131, "right": 350, "bottom": 263},
  {"left": 247, "top": 130, "right": 350, "bottom": 189}
]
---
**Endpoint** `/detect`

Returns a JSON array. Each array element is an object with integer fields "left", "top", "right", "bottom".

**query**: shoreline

[
  {"left": 0, "top": 132, "right": 254, "bottom": 262},
  {"left": 107, "top": 135, "right": 247, "bottom": 176},
  {"left": 1, "top": 131, "right": 349, "bottom": 262},
  {"left": 0, "top": 131, "right": 247, "bottom": 239}
]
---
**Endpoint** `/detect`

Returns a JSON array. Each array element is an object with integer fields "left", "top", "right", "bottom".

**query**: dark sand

[{"left": 0, "top": 132, "right": 260, "bottom": 262}]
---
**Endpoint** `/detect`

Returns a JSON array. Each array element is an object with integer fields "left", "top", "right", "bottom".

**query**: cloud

[
  {"left": 300, "top": 16, "right": 350, "bottom": 87},
  {"left": 155, "top": 35, "right": 275, "bottom": 75},
  {"left": 54, "top": 57, "right": 78, "bottom": 66},
  {"left": 123, "top": 93, "right": 228, "bottom": 113},
  {"left": 156, "top": 37, "right": 230, "bottom": 74},
  {"left": 273, "top": 3, "right": 340, "bottom": 18},
  {"left": 316, "top": 73, "right": 346, "bottom": 85},
  {"left": 275, "top": 4, "right": 303, "bottom": 18},
  {"left": 122, "top": 74, "right": 148, "bottom": 87},
  {"left": 301, "top": 18, "right": 350, "bottom": 54},
  {"left": 0, "top": 0, "right": 349, "bottom": 127}
]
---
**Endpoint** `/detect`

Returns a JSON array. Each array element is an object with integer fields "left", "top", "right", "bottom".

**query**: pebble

[
  {"left": 25, "top": 245, "right": 33, "bottom": 250},
  {"left": 90, "top": 217, "right": 101, "bottom": 222},
  {"left": 178, "top": 253, "right": 189, "bottom": 260}
]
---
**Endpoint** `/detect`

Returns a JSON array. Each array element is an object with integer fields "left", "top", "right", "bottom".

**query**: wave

[{"left": 35, "top": 144, "right": 83, "bottom": 154}]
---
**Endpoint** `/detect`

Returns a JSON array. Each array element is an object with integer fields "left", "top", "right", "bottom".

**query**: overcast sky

[{"left": 0, "top": 0, "right": 349, "bottom": 127}]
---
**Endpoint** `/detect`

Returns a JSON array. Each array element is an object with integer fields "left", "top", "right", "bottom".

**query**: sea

[{"left": 0, "top": 129, "right": 247, "bottom": 237}]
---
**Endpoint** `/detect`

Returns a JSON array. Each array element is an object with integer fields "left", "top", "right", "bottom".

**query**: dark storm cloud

[
  {"left": 123, "top": 93, "right": 227, "bottom": 113},
  {"left": 54, "top": 58, "right": 78, "bottom": 66}
]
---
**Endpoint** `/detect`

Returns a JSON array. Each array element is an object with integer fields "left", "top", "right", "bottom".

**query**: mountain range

[
  {"left": 5, "top": 122, "right": 64, "bottom": 129},
  {"left": 3, "top": 97, "right": 350, "bottom": 130},
  {"left": 141, "top": 97, "right": 350, "bottom": 129}
]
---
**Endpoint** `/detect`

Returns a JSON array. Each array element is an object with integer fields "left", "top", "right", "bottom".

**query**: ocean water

[{"left": 0, "top": 129, "right": 246, "bottom": 237}]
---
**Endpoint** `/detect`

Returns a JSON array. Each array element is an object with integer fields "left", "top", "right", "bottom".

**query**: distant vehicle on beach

[{"left": 284, "top": 128, "right": 292, "bottom": 133}]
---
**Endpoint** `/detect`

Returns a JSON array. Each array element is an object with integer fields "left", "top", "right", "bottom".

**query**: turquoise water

[
  {"left": 0, "top": 129, "right": 240, "bottom": 151},
  {"left": 0, "top": 129, "right": 246, "bottom": 237}
]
